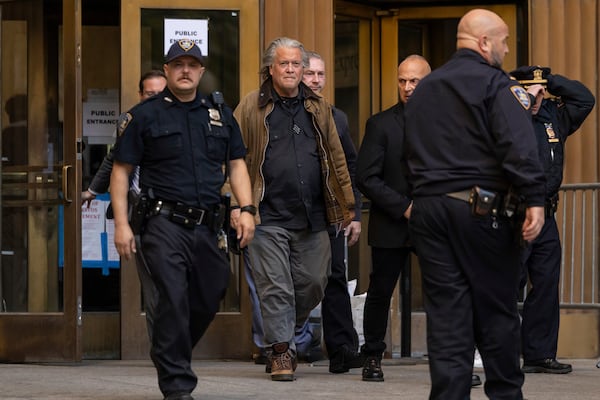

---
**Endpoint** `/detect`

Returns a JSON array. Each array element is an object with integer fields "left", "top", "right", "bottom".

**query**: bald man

[
  {"left": 356, "top": 55, "right": 430, "bottom": 382},
  {"left": 404, "top": 9, "right": 545, "bottom": 399}
]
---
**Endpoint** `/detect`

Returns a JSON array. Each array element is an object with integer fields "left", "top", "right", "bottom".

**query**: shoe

[
  {"left": 164, "top": 393, "right": 193, "bottom": 400},
  {"left": 471, "top": 374, "right": 482, "bottom": 387},
  {"left": 522, "top": 358, "right": 572, "bottom": 374},
  {"left": 270, "top": 342, "right": 297, "bottom": 381},
  {"left": 329, "top": 346, "right": 365, "bottom": 373},
  {"left": 265, "top": 349, "right": 296, "bottom": 373},
  {"left": 362, "top": 356, "right": 384, "bottom": 382}
]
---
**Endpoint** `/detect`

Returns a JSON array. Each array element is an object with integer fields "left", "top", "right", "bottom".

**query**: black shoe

[
  {"left": 522, "top": 358, "right": 572, "bottom": 374},
  {"left": 164, "top": 393, "right": 193, "bottom": 400},
  {"left": 329, "top": 346, "right": 365, "bottom": 373},
  {"left": 362, "top": 356, "right": 384, "bottom": 382},
  {"left": 471, "top": 374, "right": 482, "bottom": 387}
]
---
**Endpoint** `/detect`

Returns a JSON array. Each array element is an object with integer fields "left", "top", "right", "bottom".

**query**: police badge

[
  {"left": 117, "top": 112, "right": 133, "bottom": 136},
  {"left": 545, "top": 122, "right": 559, "bottom": 143},
  {"left": 208, "top": 108, "right": 223, "bottom": 126}
]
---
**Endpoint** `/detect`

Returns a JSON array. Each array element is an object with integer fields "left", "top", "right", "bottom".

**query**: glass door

[
  {"left": 120, "top": 0, "right": 259, "bottom": 359},
  {"left": 0, "top": 0, "right": 82, "bottom": 361}
]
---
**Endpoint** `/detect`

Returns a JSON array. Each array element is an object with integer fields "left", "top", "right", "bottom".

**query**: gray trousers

[{"left": 248, "top": 225, "right": 330, "bottom": 351}]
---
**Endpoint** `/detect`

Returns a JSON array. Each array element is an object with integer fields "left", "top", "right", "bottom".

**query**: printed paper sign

[{"left": 164, "top": 18, "right": 208, "bottom": 56}]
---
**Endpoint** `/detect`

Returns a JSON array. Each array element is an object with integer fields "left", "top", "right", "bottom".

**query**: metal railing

[{"left": 556, "top": 183, "right": 600, "bottom": 308}]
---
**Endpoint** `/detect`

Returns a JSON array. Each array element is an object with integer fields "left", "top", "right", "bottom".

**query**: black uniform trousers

[
  {"left": 410, "top": 196, "right": 524, "bottom": 400},
  {"left": 141, "top": 215, "right": 230, "bottom": 397},
  {"left": 134, "top": 234, "right": 159, "bottom": 341},
  {"left": 360, "top": 246, "right": 411, "bottom": 357},
  {"left": 520, "top": 216, "right": 561, "bottom": 361},
  {"left": 322, "top": 230, "right": 358, "bottom": 354}
]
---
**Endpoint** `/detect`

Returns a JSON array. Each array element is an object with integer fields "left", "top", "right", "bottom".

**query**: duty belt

[
  {"left": 151, "top": 200, "right": 212, "bottom": 229},
  {"left": 446, "top": 186, "right": 521, "bottom": 219}
]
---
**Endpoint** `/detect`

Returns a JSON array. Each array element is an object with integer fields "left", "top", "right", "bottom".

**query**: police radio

[{"left": 211, "top": 91, "right": 226, "bottom": 119}]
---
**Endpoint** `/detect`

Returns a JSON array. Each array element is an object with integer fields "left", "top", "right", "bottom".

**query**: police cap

[
  {"left": 165, "top": 39, "right": 204, "bottom": 65},
  {"left": 510, "top": 65, "right": 551, "bottom": 87}
]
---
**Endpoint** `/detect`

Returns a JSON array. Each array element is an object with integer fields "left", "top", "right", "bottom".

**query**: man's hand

[
  {"left": 522, "top": 206, "right": 545, "bottom": 243},
  {"left": 345, "top": 221, "right": 361, "bottom": 246},
  {"left": 236, "top": 211, "right": 255, "bottom": 249},
  {"left": 114, "top": 223, "right": 136, "bottom": 260},
  {"left": 342, "top": 210, "right": 356, "bottom": 229},
  {"left": 230, "top": 208, "right": 241, "bottom": 229},
  {"left": 81, "top": 190, "right": 96, "bottom": 207}
]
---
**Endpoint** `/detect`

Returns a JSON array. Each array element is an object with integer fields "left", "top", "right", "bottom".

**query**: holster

[
  {"left": 129, "top": 193, "right": 149, "bottom": 234},
  {"left": 470, "top": 186, "right": 498, "bottom": 216}
]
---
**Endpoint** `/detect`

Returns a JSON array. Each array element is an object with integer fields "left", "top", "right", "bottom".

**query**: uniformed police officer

[
  {"left": 510, "top": 66, "right": 595, "bottom": 374},
  {"left": 404, "top": 9, "right": 546, "bottom": 400},
  {"left": 110, "top": 39, "right": 255, "bottom": 400}
]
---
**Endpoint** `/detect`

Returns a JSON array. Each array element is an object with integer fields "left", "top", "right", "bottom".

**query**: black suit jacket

[{"left": 356, "top": 102, "right": 411, "bottom": 248}]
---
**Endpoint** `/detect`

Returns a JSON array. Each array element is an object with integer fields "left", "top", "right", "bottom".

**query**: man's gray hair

[{"left": 260, "top": 37, "right": 308, "bottom": 81}]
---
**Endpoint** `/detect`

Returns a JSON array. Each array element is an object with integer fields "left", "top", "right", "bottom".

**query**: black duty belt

[
  {"left": 151, "top": 200, "right": 212, "bottom": 229},
  {"left": 446, "top": 186, "right": 522, "bottom": 219}
]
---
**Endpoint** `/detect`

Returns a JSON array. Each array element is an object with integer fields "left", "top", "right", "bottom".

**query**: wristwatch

[{"left": 240, "top": 205, "right": 257, "bottom": 216}]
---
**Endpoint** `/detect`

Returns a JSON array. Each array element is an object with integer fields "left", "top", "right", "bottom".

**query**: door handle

[{"left": 62, "top": 164, "right": 73, "bottom": 204}]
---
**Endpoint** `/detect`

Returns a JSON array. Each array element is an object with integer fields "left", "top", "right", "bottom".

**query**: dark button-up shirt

[{"left": 260, "top": 88, "right": 326, "bottom": 231}]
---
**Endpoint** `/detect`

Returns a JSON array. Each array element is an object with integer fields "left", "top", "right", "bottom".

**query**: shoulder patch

[
  {"left": 510, "top": 86, "right": 530, "bottom": 110},
  {"left": 117, "top": 112, "right": 133, "bottom": 137}
]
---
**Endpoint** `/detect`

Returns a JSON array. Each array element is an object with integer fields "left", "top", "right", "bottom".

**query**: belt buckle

[{"left": 195, "top": 209, "right": 206, "bottom": 225}]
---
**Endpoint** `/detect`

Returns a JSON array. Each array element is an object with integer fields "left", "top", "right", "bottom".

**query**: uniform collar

[{"left": 159, "top": 87, "right": 205, "bottom": 108}]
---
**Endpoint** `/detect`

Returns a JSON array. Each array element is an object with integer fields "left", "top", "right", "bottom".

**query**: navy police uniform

[
  {"left": 404, "top": 49, "right": 546, "bottom": 400},
  {"left": 113, "top": 87, "right": 246, "bottom": 397},
  {"left": 510, "top": 67, "right": 595, "bottom": 368}
]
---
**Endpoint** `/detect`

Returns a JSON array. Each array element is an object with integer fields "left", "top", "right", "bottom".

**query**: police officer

[
  {"left": 111, "top": 39, "right": 255, "bottom": 400},
  {"left": 404, "top": 9, "right": 546, "bottom": 400},
  {"left": 510, "top": 65, "right": 595, "bottom": 374}
]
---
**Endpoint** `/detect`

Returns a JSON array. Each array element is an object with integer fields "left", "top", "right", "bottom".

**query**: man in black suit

[{"left": 356, "top": 54, "right": 430, "bottom": 382}]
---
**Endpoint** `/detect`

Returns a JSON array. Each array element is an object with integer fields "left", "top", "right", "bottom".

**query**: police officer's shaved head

[{"left": 457, "top": 9, "right": 509, "bottom": 68}]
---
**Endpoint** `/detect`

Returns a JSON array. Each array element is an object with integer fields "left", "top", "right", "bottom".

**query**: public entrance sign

[{"left": 163, "top": 18, "right": 208, "bottom": 56}]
